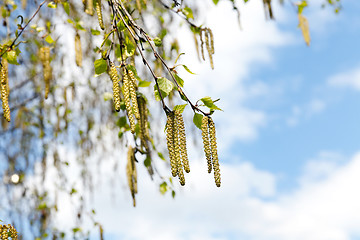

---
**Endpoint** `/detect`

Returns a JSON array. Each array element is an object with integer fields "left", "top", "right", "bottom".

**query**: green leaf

[
  {"left": 159, "top": 182, "right": 168, "bottom": 195},
  {"left": 174, "top": 104, "right": 187, "bottom": 113},
  {"left": 182, "top": 6, "right": 194, "bottom": 19},
  {"left": 158, "top": 77, "right": 174, "bottom": 95},
  {"left": 138, "top": 81, "right": 151, "bottom": 87},
  {"left": 47, "top": 2, "right": 57, "bottom": 8},
  {"left": 91, "top": 29, "right": 101, "bottom": 35},
  {"left": 62, "top": 1, "right": 70, "bottom": 15},
  {"left": 144, "top": 157, "right": 151, "bottom": 167},
  {"left": 172, "top": 190, "right": 176, "bottom": 198},
  {"left": 244, "top": 0, "right": 250, "bottom": 2},
  {"left": 45, "top": 35, "right": 54, "bottom": 44},
  {"left": 116, "top": 116, "right": 128, "bottom": 128},
  {"left": 182, "top": 65, "right": 196, "bottom": 74},
  {"left": 174, "top": 53, "right": 185, "bottom": 64},
  {"left": 173, "top": 74, "right": 184, "bottom": 88},
  {"left": 157, "top": 152, "right": 165, "bottom": 161},
  {"left": 213, "top": 0, "right": 220, "bottom": 4},
  {"left": 193, "top": 113, "right": 203, "bottom": 129},
  {"left": 38, "top": 202, "right": 47, "bottom": 210},
  {"left": 70, "top": 188, "right": 77, "bottom": 195},
  {"left": 200, "top": 96, "right": 222, "bottom": 111},
  {"left": 5, "top": 50, "right": 19, "bottom": 65},
  {"left": 94, "top": 58, "right": 107, "bottom": 75},
  {"left": 153, "top": 37, "right": 162, "bottom": 47}
]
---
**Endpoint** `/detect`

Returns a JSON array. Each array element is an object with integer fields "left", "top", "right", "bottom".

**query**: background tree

[{"left": 0, "top": 0, "right": 342, "bottom": 239}]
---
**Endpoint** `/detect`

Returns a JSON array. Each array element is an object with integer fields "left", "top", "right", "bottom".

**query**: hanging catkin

[
  {"left": 126, "top": 145, "right": 137, "bottom": 207},
  {"left": 39, "top": 46, "right": 52, "bottom": 99},
  {"left": 175, "top": 110, "right": 190, "bottom": 173},
  {"left": 122, "top": 70, "right": 136, "bottom": 133},
  {"left": 75, "top": 33, "right": 82, "bottom": 67},
  {"left": 0, "top": 224, "right": 18, "bottom": 240},
  {"left": 85, "top": 0, "right": 94, "bottom": 15},
  {"left": 201, "top": 116, "right": 212, "bottom": 173},
  {"left": 298, "top": 14, "right": 310, "bottom": 46},
  {"left": 173, "top": 111, "right": 185, "bottom": 185},
  {"left": 108, "top": 63, "right": 121, "bottom": 112},
  {"left": 208, "top": 117, "right": 221, "bottom": 187},
  {"left": 128, "top": 70, "right": 140, "bottom": 120},
  {"left": 95, "top": 0, "right": 104, "bottom": 30},
  {"left": 0, "top": 59, "right": 10, "bottom": 122},
  {"left": 201, "top": 115, "right": 221, "bottom": 187},
  {"left": 166, "top": 111, "right": 177, "bottom": 177}
]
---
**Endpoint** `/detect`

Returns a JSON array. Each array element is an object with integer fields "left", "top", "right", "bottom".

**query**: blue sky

[
  {"left": 79, "top": 1, "right": 360, "bottom": 239},
  {"left": 26, "top": 0, "right": 360, "bottom": 239}
]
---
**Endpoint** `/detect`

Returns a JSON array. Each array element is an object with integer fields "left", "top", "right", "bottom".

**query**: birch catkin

[
  {"left": 39, "top": 47, "right": 52, "bottom": 99},
  {"left": 95, "top": 0, "right": 104, "bottom": 30},
  {"left": 175, "top": 110, "right": 190, "bottom": 173},
  {"left": 128, "top": 70, "right": 140, "bottom": 120},
  {"left": 201, "top": 116, "right": 221, "bottom": 187},
  {"left": 85, "top": 0, "right": 94, "bottom": 15},
  {"left": 0, "top": 224, "right": 18, "bottom": 240},
  {"left": 122, "top": 71, "right": 136, "bottom": 133},
  {"left": 75, "top": 33, "right": 82, "bottom": 67},
  {"left": 0, "top": 59, "right": 10, "bottom": 122},
  {"left": 208, "top": 117, "right": 221, "bottom": 187},
  {"left": 173, "top": 112, "right": 185, "bottom": 185},
  {"left": 108, "top": 63, "right": 121, "bottom": 112},
  {"left": 126, "top": 145, "right": 137, "bottom": 207},
  {"left": 166, "top": 112, "right": 177, "bottom": 177},
  {"left": 201, "top": 116, "right": 212, "bottom": 173}
]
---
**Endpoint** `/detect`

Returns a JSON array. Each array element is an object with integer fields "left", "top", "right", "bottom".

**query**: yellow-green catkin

[
  {"left": 122, "top": 71, "right": 136, "bottom": 133},
  {"left": 199, "top": 29, "right": 205, "bottom": 61},
  {"left": 85, "top": 0, "right": 94, "bottom": 15},
  {"left": 75, "top": 33, "right": 82, "bottom": 67},
  {"left": 39, "top": 47, "right": 51, "bottom": 99},
  {"left": 0, "top": 224, "right": 18, "bottom": 240},
  {"left": 136, "top": 0, "right": 142, "bottom": 13},
  {"left": 95, "top": 0, "right": 104, "bottom": 30},
  {"left": 126, "top": 145, "right": 137, "bottom": 207},
  {"left": 208, "top": 117, "right": 221, "bottom": 187},
  {"left": 201, "top": 116, "right": 212, "bottom": 173},
  {"left": 205, "top": 28, "right": 214, "bottom": 69},
  {"left": 109, "top": 63, "right": 121, "bottom": 112},
  {"left": 175, "top": 110, "right": 190, "bottom": 173},
  {"left": 138, "top": 96, "right": 149, "bottom": 150},
  {"left": 166, "top": 112, "right": 177, "bottom": 177},
  {"left": 173, "top": 112, "right": 185, "bottom": 186},
  {"left": 1, "top": 59, "right": 10, "bottom": 122},
  {"left": 128, "top": 70, "right": 140, "bottom": 120}
]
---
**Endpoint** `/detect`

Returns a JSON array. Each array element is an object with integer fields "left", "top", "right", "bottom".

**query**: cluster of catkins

[
  {"left": 200, "top": 27, "right": 214, "bottom": 69},
  {"left": 201, "top": 116, "right": 221, "bottom": 187},
  {"left": 0, "top": 58, "right": 10, "bottom": 122},
  {"left": 166, "top": 110, "right": 190, "bottom": 186},
  {"left": 83, "top": 0, "right": 104, "bottom": 30},
  {"left": 0, "top": 224, "right": 18, "bottom": 240}
]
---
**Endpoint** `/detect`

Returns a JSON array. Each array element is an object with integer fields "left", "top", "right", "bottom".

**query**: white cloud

[
  {"left": 89, "top": 152, "right": 360, "bottom": 240},
  {"left": 328, "top": 66, "right": 360, "bottom": 90},
  {"left": 286, "top": 99, "right": 326, "bottom": 126}
]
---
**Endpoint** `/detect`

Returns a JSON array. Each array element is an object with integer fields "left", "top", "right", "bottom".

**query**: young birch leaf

[
  {"left": 159, "top": 182, "right": 168, "bottom": 194},
  {"left": 193, "top": 113, "right": 203, "bottom": 129},
  {"left": 138, "top": 81, "right": 151, "bottom": 87},
  {"left": 200, "top": 96, "right": 223, "bottom": 111},
  {"left": 182, "top": 65, "right": 196, "bottom": 74},
  {"left": 94, "top": 58, "right": 107, "bottom": 75},
  {"left": 45, "top": 35, "right": 54, "bottom": 44},
  {"left": 153, "top": 37, "right": 162, "bottom": 47},
  {"left": 174, "top": 104, "right": 187, "bottom": 113},
  {"left": 174, "top": 73, "right": 184, "bottom": 88},
  {"left": 5, "top": 50, "right": 19, "bottom": 65},
  {"left": 158, "top": 77, "right": 174, "bottom": 95}
]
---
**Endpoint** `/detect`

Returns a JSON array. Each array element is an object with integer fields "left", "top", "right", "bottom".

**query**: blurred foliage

[{"left": 0, "top": 0, "right": 341, "bottom": 238}]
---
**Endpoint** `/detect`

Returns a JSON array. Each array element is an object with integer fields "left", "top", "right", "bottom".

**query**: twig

[{"left": 0, "top": 0, "right": 48, "bottom": 58}]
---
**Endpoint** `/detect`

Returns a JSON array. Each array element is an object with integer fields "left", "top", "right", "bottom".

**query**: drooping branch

[{"left": 0, "top": 0, "right": 48, "bottom": 58}]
